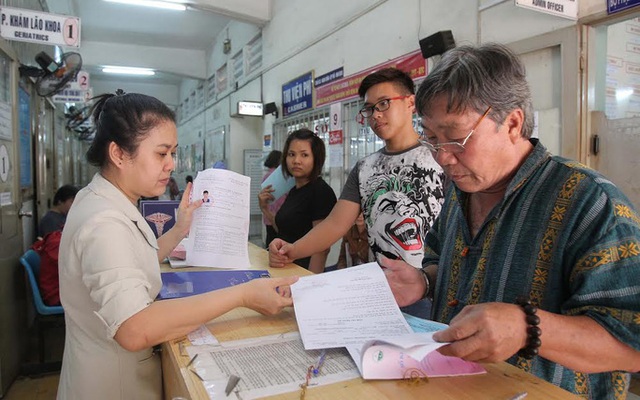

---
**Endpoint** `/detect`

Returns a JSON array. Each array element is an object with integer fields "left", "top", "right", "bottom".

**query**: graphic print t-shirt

[{"left": 340, "top": 144, "right": 444, "bottom": 268}]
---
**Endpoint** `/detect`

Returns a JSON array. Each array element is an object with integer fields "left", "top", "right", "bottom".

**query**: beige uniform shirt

[{"left": 58, "top": 173, "right": 163, "bottom": 400}]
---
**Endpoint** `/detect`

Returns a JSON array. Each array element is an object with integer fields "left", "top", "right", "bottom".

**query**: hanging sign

[
  {"left": 0, "top": 6, "right": 81, "bottom": 47},
  {"left": 0, "top": 144, "right": 9, "bottom": 182},
  {"left": 514, "top": 0, "right": 577, "bottom": 20}
]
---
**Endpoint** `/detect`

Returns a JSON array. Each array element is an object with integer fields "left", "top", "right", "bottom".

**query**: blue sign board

[
  {"left": 282, "top": 71, "right": 314, "bottom": 117},
  {"left": 608, "top": 0, "right": 640, "bottom": 14},
  {"left": 314, "top": 67, "right": 344, "bottom": 88}
]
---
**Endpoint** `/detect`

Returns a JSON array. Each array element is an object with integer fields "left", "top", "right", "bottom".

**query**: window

[
  {"left": 216, "top": 64, "right": 228, "bottom": 95},
  {"left": 232, "top": 50, "right": 244, "bottom": 85},
  {"left": 246, "top": 34, "right": 262, "bottom": 76},
  {"left": 206, "top": 74, "right": 216, "bottom": 103}
]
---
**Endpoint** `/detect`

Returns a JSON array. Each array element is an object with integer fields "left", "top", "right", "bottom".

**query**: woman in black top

[{"left": 259, "top": 128, "right": 336, "bottom": 272}]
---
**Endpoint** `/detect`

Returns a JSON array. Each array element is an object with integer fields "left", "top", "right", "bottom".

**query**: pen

[
  {"left": 225, "top": 375, "right": 241, "bottom": 396},
  {"left": 312, "top": 350, "right": 327, "bottom": 376},
  {"left": 186, "top": 353, "right": 198, "bottom": 368},
  {"left": 508, "top": 392, "right": 528, "bottom": 400}
]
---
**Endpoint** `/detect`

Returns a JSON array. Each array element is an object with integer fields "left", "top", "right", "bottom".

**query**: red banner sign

[
  {"left": 329, "top": 130, "right": 343, "bottom": 145},
  {"left": 315, "top": 50, "right": 427, "bottom": 107}
]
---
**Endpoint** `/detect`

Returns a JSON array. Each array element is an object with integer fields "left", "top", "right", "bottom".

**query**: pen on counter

[
  {"left": 508, "top": 392, "right": 528, "bottom": 400},
  {"left": 312, "top": 350, "right": 327, "bottom": 376},
  {"left": 186, "top": 353, "right": 199, "bottom": 368},
  {"left": 225, "top": 375, "right": 241, "bottom": 396}
]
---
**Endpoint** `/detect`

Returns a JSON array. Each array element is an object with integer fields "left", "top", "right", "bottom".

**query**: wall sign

[
  {"left": 316, "top": 50, "right": 427, "bottom": 107},
  {"left": 0, "top": 6, "right": 81, "bottom": 47},
  {"left": 514, "top": 0, "right": 577, "bottom": 20},
  {"left": 0, "top": 144, "right": 9, "bottom": 182},
  {"left": 282, "top": 71, "right": 314, "bottom": 117},
  {"left": 607, "top": 0, "right": 640, "bottom": 14}
]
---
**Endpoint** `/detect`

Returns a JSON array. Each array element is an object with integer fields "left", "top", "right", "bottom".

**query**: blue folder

[{"left": 157, "top": 270, "right": 270, "bottom": 300}]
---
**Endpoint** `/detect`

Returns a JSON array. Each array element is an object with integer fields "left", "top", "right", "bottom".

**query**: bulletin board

[{"left": 243, "top": 149, "right": 263, "bottom": 215}]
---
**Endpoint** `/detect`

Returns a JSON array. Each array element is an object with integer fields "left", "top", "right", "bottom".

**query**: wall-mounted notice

[{"left": 0, "top": 6, "right": 81, "bottom": 47}]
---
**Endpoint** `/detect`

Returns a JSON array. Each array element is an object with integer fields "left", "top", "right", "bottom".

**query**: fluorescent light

[
  {"left": 616, "top": 87, "right": 633, "bottom": 101},
  {"left": 102, "top": 66, "right": 155, "bottom": 76},
  {"left": 104, "top": 0, "right": 186, "bottom": 11}
]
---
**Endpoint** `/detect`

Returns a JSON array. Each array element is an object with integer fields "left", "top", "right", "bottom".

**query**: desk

[{"left": 161, "top": 243, "right": 578, "bottom": 400}]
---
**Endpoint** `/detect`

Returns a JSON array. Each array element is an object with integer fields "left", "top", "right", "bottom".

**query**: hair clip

[{"left": 115, "top": 88, "right": 126, "bottom": 96}]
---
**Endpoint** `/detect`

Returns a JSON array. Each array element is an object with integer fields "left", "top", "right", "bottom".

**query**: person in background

[
  {"left": 382, "top": 43, "right": 640, "bottom": 398},
  {"left": 259, "top": 128, "right": 336, "bottom": 273},
  {"left": 39, "top": 184, "right": 79, "bottom": 237},
  {"left": 260, "top": 150, "right": 286, "bottom": 247},
  {"left": 160, "top": 176, "right": 180, "bottom": 200},
  {"left": 269, "top": 69, "right": 444, "bottom": 307},
  {"left": 336, "top": 212, "right": 371, "bottom": 269},
  {"left": 58, "top": 91, "right": 298, "bottom": 400}
]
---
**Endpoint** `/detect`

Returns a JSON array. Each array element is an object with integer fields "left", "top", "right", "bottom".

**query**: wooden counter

[{"left": 161, "top": 243, "right": 579, "bottom": 400}]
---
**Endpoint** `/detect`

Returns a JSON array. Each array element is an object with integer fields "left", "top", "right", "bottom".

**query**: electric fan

[{"left": 19, "top": 51, "right": 83, "bottom": 97}]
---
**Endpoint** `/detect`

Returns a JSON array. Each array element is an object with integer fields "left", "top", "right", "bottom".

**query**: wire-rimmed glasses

[
  {"left": 358, "top": 96, "right": 411, "bottom": 118},
  {"left": 418, "top": 106, "right": 492, "bottom": 154}
]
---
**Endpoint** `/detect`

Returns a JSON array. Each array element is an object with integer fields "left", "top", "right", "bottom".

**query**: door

[
  {"left": 584, "top": 15, "right": 640, "bottom": 210},
  {"left": 510, "top": 26, "right": 581, "bottom": 160},
  {"left": 0, "top": 43, "right": 28, "bottom": 396}
]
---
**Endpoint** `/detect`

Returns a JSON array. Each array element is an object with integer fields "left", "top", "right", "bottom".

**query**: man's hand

[
  {"left": 268, "top": 239, "right": 295, "bottom": 268},
  {"left": 379, "top": 256, "right": 425, "bottom": 307},
  {"left": 432, "top": 303, "right": 529, "bottom": 363}
]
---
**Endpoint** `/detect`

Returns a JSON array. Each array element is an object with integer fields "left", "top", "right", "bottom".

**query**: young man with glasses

[
  {"left": 383, "top": 43, "right": 640, "bottom": 398},
  {"left": 269, "top": 68, "right": 444, "bottom": 275}
]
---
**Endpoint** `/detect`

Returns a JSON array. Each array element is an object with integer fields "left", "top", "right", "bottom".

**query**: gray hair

[{"left": 415, "top": 43, "right": 534, "bottom": 139}]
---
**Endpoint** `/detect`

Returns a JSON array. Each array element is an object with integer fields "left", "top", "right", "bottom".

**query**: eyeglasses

[
  {"left": 358, "top": 96, "right": 410, "bottom": 118},
  {"left": 418, "top": 106, "right": 492, "bottom": 154}
]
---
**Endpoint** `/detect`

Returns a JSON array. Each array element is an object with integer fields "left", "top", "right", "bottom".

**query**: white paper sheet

[
  {"left": 290, "top": 262, "right": 413, "bottom": 350},
  {"left": 186, "top": 332, "right": 359, "bottom": 400},
  {"left": 186, "top": 169, "right": 251, "bottom": 269}
]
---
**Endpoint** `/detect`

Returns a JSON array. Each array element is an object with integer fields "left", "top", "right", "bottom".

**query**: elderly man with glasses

[
  {"left": 383, "top": 43, "right": 640, "bottom": 398},
  {"left": 270, "top": 68, "right": 444, "bottom": 286}
]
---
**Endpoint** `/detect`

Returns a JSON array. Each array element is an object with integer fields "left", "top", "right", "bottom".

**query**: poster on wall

[{"left": 193, "top": 142, "right": 204, "bottom": 171}]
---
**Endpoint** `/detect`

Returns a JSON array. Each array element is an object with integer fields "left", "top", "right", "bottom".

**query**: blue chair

[{"left": 20, "top": 249, "right": 64, "bottom": 363}]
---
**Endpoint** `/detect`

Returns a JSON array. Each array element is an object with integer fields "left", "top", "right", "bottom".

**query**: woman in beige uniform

[{"left": 57, "top": 91, "right": 297, "bottom": 399}]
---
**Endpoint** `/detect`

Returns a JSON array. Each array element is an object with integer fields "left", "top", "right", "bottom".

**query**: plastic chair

[{"left": 19, "top": 249, "right": 64, "bottom": 363}]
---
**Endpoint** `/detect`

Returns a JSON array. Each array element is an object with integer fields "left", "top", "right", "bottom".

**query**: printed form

[
  {"left": 186, "top": 168, "right": 251, "bottom": 269},
  {"left": 290, "top": 262, "right": 413, "bottom": 349}
]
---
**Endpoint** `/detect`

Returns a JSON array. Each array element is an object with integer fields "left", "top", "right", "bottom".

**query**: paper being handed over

[
  {"left": 185, "top": 168, "right": 251, "bottom": 269},
  {"left": 290, "top": 262, "right": 416, "bottom": 349}
]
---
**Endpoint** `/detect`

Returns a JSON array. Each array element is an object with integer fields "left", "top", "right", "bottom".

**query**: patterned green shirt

[{"left": 424, "top": 140, "right": 640, "bottom": 399}]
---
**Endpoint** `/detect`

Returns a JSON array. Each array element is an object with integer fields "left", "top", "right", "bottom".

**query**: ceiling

[{"left": 43, "top": 0, "right": 272, "bottom": 87}]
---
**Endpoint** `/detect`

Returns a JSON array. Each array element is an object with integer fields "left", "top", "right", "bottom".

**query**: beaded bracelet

[{"left": 515, "top": 296, "right": 541, "bottom": 359}]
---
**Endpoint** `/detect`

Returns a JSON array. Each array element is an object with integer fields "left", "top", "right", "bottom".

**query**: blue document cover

[
  {"left": 157, "top": 270, "right": 270, "bottom": 300},
  {"left": 139, "top": 200, "right": 180, "bottom": 238},
  {"left": 261, "top": 165, "right": 295, "bottom": 201}
]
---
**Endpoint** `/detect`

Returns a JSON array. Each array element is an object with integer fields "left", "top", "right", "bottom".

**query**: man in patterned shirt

[{"left": 383, "top": 43, "right": 640, "bottom": 399}]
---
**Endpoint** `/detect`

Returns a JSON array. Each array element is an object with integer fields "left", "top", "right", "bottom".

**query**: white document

[
  {"left": 186, "top": 332, "right": 359, "bottom": 400},
  {"left": 290, "top": 262, "right": 413, "bottom": 350},
  {"left": 186, "top": 169, "right": 251, "bottom": 269}
]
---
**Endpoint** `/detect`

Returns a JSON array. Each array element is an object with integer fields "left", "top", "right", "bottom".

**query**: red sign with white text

[
  {"left": 315, "top": 50, "right": 427, "bottom": 107},
  {"left": 329, "top": 130, "right": 343, "bottom": 145}
]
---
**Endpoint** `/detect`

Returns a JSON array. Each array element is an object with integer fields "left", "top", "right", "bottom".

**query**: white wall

[{"left": 92, "top": 78, "right": 179, "bottom": 107}]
